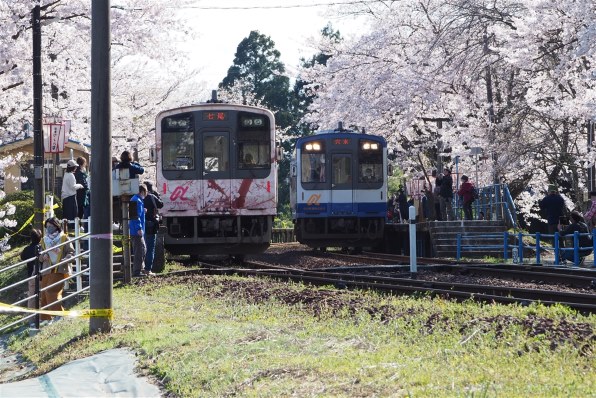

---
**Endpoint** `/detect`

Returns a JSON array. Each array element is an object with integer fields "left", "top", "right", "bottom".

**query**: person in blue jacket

[
  {"left": 130, "top": 184, "right": 147, "bottom": 277},
  {"left": 115, "top": 150, "right": 144, "bottom": 178}
]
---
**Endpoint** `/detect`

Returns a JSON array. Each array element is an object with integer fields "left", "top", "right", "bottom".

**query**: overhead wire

[{"left": 175, "top": 0, "right": 384, "bottom": 10}]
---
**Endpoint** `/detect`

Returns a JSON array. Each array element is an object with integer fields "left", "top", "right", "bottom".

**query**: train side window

[{"left": 203, "top": 135, "right": 229, "bottom": 172}]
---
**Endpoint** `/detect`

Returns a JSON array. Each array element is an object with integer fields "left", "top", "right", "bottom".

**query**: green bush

[
  {"left": 2, "top": 200, "right": 34, "bottom": 244},
  {"left": 0, "top": 191, "right": 62, "bottom": 245},
  {"left": 0, "top": 190, "right": 34, "bottom": 205}
]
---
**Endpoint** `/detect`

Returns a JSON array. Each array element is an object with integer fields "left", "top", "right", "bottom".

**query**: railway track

[
  {"left": 171, "top": 259, "right": 596, "bottom": 315},
  {"left": 320, "top": 251, "right": 596, "bottom": 289}
]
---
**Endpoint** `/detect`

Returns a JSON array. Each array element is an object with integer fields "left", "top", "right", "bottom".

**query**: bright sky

[{"left": 179, "top": 0, "right": 368, "bottom": 91}]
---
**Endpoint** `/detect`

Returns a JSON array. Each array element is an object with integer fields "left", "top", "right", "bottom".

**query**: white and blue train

[{"left": 290, "top": 125, "right": 389, "bottom": 251}]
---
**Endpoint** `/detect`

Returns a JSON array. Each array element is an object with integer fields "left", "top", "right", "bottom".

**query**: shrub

[{"left": 0, "top": 191, "right": 62, "bottom": 245}]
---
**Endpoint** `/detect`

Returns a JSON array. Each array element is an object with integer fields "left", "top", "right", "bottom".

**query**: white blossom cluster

[{"left": 303, "top": 0, "right": 595, "bottom": 222}]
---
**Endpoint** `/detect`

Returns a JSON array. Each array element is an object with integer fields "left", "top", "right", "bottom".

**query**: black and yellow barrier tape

[{"left": 0, "top": 302, "right": 113, "bottom": 319}]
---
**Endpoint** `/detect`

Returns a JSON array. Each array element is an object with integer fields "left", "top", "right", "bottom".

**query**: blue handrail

[
  {"left": 456, "top": 229, "right": 595, "bottom": 267},
  {"left": 461, "top": 183, "right": 517, "bottom": 228}
]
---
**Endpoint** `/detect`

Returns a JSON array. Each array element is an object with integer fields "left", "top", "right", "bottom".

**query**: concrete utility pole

[
  {"left": 32, "top": 5, "right": 44, "bottom": 231},
  {"left": 90, "top": 0, "right": 113, "bottom": 334}
]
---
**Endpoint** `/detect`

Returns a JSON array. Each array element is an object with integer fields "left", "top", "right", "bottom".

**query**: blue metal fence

[{"left": 456, "top": 230, "right": 596, "bottom": 267}]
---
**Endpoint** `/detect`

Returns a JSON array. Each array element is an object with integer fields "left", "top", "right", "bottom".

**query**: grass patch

[{"left": 3, "top": 274, "right": 595, "bottom": 397}]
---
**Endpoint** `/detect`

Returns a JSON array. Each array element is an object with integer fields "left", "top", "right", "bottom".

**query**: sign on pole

[{"left": 43, "top": 117, "right": 70, "bottom": 153}]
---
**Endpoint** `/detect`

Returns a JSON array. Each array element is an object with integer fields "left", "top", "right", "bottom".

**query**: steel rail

[{"left": 189, "top": 262, "right": 596, "bottom": 314}]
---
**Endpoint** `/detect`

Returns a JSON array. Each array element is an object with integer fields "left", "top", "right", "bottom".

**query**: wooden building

[{"left": 0, "top": 137, "right": 90, "bottom": 195}]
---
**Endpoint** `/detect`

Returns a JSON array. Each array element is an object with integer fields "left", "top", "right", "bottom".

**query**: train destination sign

[
  {"left": 202, "top": 111, "right": 228, "bottom": 121},
  {"left": 333, "top": 138, "right": 351, "bottom": 145}
]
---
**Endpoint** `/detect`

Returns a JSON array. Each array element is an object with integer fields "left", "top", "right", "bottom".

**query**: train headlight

[
  {"left": 240, "top": 116, "right": 265, "bottom": 128},
  {"left": 362, "top": 141, "right": 379, "bottom": 150},
  {"left": 305, "top": 142, "right": 321, "bottom": 151}
]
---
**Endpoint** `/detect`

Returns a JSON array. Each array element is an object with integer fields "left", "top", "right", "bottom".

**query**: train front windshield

[
  {"left": 160, "top": 110, "right": 272, "bottom": 179},
  {"left": 162, "top": 113, "right": 195, "bottom": 170},
  {"left": 300, "top": 137, "right": 383, "bottom": 188}
]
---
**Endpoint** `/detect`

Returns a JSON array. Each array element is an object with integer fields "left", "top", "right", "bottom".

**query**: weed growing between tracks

[{"left": 5, "top": 273, "right": 595, "bottom": 397}]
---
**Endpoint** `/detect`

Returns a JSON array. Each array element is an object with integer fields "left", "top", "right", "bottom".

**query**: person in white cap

[{"left": 62, "top": 159, "right": 84, "bottom": 221}]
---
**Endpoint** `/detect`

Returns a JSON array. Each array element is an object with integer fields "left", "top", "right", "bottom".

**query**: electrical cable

[{"left": 176, "top": 0, "right": 384, "bottom": 10}]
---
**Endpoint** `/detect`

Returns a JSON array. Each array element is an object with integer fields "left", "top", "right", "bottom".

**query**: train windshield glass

[
  {"left": 203, "top": 134, "right": 229, "bottom": 172},
  {"left": 332, "top": 154, "right": 352, "bottom": 186},
  {"left": 238, "top": 141, "right": 270, "bottom": 169},
  {"left": 301, "top": 141, "right": 326, "bottom": 183},
  {"left": 162, "top": 113, "right": 195, "bottom": 170},
  {"left": 358, "top": 139, "right": 383, "bottom": 183}
]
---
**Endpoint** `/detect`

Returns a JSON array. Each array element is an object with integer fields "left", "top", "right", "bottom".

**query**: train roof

[
  {"left": 297, "top": 130, "right": 387, "bottom": 145},
  {"left": 156, "top": 103, "right": 274, "bottom": 120}
]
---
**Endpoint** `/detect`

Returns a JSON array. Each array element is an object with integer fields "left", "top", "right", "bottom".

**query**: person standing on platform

[
  {"left": 74, "top": 157, "right": 90, "bottom": 220},
  {"left": 397, "top": 188, "right": 408, "bottom": 223},
  {"left": 433, "top": 170, "right": 442, "bottom": 221},
  {"left": 539, "top": 185, "right": 566, "bottom": 235},
  {"left": 130, "top": 184, "right": 147, "bottom": 277},
  {"left": 115, "top": 150, "right": 144, "bottom": 178},
  {"left": 38, "top": 218, "right": 74, "bottom": 321},
  {"left": 439, "top": 168, "right": 454, "bottom": 221},
  {"left": 61, "top": 159, "right": 84, "bottom": 222},
  {"left": 143, "top": 186, "right": 163, "bottom": 275},
  {"left": 457, "top": 175, "right": 475, "bottom": 220},
  {"left": 145, "top": 181, "right": 161, "bottom": 199},
  {"left": 583, "top": 191, "right": 596, "bottom": 230}
]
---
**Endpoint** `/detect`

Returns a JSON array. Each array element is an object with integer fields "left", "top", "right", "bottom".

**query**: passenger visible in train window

[
  {"left": 244, "top": 153, "right": 255, "bottom": 166},
  {"left": 363, "top": 168, "right": 374, "bottom": 182}
]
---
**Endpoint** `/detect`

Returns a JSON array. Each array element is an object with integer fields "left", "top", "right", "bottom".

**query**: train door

[
  {"left": 200, "top": 131, "right": 231, "bottom": 211},
  {"left": 331, "top": 153, "right": 354, "bottom": 214}
]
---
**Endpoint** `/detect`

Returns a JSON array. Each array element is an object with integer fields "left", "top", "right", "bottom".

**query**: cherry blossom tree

[
  {"left": 0, "top": 0, "right": 204, "bottom": 251},
  {"left": 302, "top": 0, "right": 595, "bottom": 222},
  {"left": 1, "top": 0, "right": 203, "bottom": 157}
]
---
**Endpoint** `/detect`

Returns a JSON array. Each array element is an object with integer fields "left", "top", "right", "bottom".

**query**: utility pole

[
  {"left": 484, "top": 29, "right": 499, "bottom": 185},
  {"left": 32, "top": 5, "right": 44, "bottom": 231},
  {"left": 90, "top": 0, "right": 113, "bottom": 334}
]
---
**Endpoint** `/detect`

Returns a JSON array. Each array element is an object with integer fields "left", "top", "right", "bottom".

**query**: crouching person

[
  {"left": 558, "top": 211, "right": 593, "bottom": 264},
  {"left": 38, "top": 217, "right": 74, "bottom": 321}
]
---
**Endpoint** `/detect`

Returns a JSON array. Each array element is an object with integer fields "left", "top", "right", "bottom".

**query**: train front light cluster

[
  {"left": 362, "top": 141, "right": 379, "bottom": 151},
  {"left": 305, "top": 142, "right": 322, "bottom": 151},
  {"left": 241, "top": 116, "right": 265, "bottom": 127}
]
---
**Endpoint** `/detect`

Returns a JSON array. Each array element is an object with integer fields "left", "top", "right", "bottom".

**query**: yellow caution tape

[
  {"left": 0, "top": 302, "right": 113, "bottom": 319},
  {"left": 8, "top": 203, "right": 60, "bottom": 239}
]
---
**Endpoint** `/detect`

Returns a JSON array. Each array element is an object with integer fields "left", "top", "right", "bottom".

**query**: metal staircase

[{"left": 428, "top": 220, "right": 510, "bottom": 259}]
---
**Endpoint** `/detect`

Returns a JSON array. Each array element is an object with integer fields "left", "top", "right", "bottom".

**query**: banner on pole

[{"left": 43, "top": 117, "right": 70, "bottom": 153}]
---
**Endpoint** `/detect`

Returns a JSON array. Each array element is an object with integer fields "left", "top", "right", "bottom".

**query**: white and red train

[{"left": 154, "top": 102, "right": 277, "bottom": 260}]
